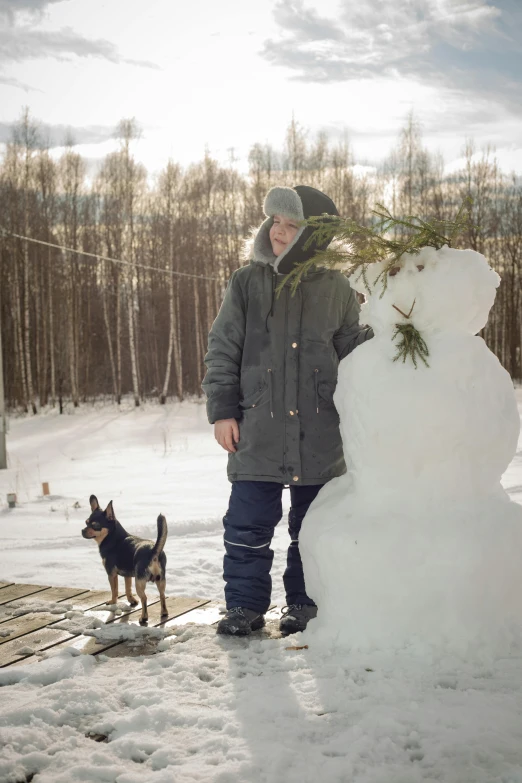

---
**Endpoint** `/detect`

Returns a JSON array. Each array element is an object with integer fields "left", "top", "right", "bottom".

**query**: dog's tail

[{"left": 153, "top": 514, "right": 168, "bottom": 557}]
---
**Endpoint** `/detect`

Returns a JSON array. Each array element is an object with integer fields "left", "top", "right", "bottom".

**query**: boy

[{"left": 203, "top": 185, "right": 372, "bottom": 636}]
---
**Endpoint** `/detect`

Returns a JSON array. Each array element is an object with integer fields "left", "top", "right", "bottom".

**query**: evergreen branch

[
  {"left": 392, "top": 323, "right": 430, "bottom": 368},
  {"left": 279, "top": 197, "right": 473, "bottom": 296},
  {"left": 280, "top": 258, "right": 317, "bottom": 296},
  {"left": 274, "top": 201, "right": 473, "bottom": 369}
]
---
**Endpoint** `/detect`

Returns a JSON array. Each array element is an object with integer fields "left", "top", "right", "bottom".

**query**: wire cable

[{"left": 0, "top": 228, "right": 221, "bottom": 282}]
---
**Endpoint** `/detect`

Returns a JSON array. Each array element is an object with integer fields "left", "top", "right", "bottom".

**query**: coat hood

[{"left": 246, "top": 185, "right": 340, "bottom": 275}]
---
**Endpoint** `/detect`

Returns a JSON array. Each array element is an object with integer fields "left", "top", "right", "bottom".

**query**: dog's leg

[
  {"left": 124, "top": 576, "right": 138, "bottom": 606},
  {"left": 107, "top": 570, "right": 118, "bottom": 605},
  {"left": 135, "top": 578, "right": 148, "bottom": 625},
  {"left": 157, "top": 578, "right": 168, "bottom": 617}
]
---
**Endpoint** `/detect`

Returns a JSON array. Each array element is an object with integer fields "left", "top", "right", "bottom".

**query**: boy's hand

[{"left": 214, "top": 418, "right": 240, "bottom": 453}]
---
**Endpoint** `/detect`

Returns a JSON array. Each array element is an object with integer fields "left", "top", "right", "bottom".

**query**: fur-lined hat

[{"left": 250, "top": 185, "right": 340, "bottom": 275}]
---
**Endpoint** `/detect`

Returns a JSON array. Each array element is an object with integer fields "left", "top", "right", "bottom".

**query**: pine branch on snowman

[{"left": 280, "top": 198, "right": 474, "bottom": 368}]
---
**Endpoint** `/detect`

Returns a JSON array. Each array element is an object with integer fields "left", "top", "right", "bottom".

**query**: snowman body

[{"left": 300, "top": 246, "right": 522, "bottom": 656}]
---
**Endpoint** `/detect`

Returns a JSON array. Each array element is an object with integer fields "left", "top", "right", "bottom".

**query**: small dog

[{"left": 81, "top": 494, "right": 168, "bottom": 624}]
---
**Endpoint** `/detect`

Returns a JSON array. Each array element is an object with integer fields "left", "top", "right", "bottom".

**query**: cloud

[
  {"left": 0, "top": 0, "right": 68, "bottom": 24},
  {"left": 262, "top": 0, "right": 522, "bottom": 112},
  {"left": 0, "top": 0, "right": 159, "bottom": 82},
  {"left": 0, "top": 0, "right": 64, "bottom": 10},
  {"left": 0, "top": 25, "right": 120, "bottom": 63},
  {"left": 0, "top": 73, "right": 38, "bottom": 90},
  {"left": 0, "top": 25, "right": 159, "bottom": 68},
  {"left": 0, "top": 120, "right": 116, "bottom": 147},
  {"left": 275, "top": 1, "right": 345, "bottom": 42}
]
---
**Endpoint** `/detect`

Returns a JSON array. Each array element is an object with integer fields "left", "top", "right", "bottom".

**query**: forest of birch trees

[{"left": 1, "top": 110, "right": 521, "bottom": 412}]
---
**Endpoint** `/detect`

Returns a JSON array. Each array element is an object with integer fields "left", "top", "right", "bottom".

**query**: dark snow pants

[{"left": 223, "top": 481, "right": 323, "bottom": 614}]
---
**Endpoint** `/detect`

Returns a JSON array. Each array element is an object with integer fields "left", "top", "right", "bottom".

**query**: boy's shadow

[{"left": 217, "top": 612, "right": 334, "bottom": 781}]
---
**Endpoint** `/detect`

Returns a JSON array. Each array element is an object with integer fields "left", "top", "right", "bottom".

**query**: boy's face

[{"left": 269, "top": 214, "right": 299, "bottom": 257}]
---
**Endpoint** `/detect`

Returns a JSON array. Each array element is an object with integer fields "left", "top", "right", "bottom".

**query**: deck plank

[
  {"left": 84, "top": 596, "right": 161, "bottom": 625},
  {"left": 31, "top": 586, "right": 90, "bottom": 603},
  {"left": 20, "top": 597, "right": 205, "bottom": 661},
  {"left": 65, "top": 590, "right": 116, "bottom": 611},
  {"left": 6, "top": 653, "right": 42, "bottom": 668},
  {"left": 0, "top": 612, "right": 61, "bottom": 645},
  {"left": 162, "top": 600, "right": 223, "bottom": 628},
  {"left": 0, "top": 591, "right": 132, "bottom": 662},
  {"left": 42, "top": 633, "right": 121, "bottom": 658},
  {"left": 0, "top": 584, "right": 284, "bottom": 667},
  {"left": 115, "top": 596, "right": 208, "bottom": 628},
  {"left": 0, "top": 627, "right": 76, "bottom": 667},
  {"left": 0, "top": 584, "right": 50, "bottom": 606},
  {"left": 53, "top": 597, "right": 209, "bottom": 660},
  {"left": 0, "top": 590, "right": 128, "bottom": 630},
  {"left": 101, "top": 597, "right": 211, "bottom": 659},
  {"left": 93, "top": 636, "right": 163, "bottom": 659},
  {"left": 0, "top": 586, "right": 91, "bottom": 625},
  {"left": 0, "top": 586, "right": 90, "bottom": 622}
]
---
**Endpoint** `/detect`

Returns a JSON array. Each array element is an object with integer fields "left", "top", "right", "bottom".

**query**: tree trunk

[
  {"left": 47, "top": 256, "right": 56, "bottom": 407},
  {"left": 174, "top": 279, "right": 183, "bottom": 401},
  {"left": 22, "top": 240, "right": 37, "bottom": 413},
  {"left": 126, "top": 270, "right": 140, "bottom": 406},
  {"left": 102, "top": 267, "right": 118, "bottom": 400},
  {"left": 193, "top": 277, "right": 203, "bottom": 393},
  {"left": 12, "top": 250, "right": 28, "bottom": 412},
  {"left": 40, "top": 281, "right": 49, "bottom": 407},
  {"left": 160, "top": 270, "right": 176, "bottom": 404},
  {"left": 116, "top": 273, "right": 122, "bottom": 405},
  {"left": 35, "top": 256, "right": 43, "bottom": 405},
  {"left": 66, "top": 251, "right": 79, "bottom": 407}
]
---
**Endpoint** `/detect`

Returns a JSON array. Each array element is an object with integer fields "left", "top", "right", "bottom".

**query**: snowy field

[
  {"left": 0, "top": 398, "right": 292, "bottom": 605},
  {"left": 0, "top": 395, "right": 522, "bottom": 783}
]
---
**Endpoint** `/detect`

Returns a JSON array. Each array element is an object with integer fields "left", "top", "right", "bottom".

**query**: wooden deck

[{"left": 0, "top": 581, "right": 243, "bottom": 668}]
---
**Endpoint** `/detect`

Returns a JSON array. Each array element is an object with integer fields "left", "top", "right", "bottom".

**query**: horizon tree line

[{"left": 0, "top": 109, "right": 521, "bottom": 413}]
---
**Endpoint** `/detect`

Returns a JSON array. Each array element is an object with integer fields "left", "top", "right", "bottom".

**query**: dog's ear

[
  {"left": 89, "top": 495, "right": 100, "bottom": 513},
  {"left": 104, "top": 501, "right": 115, "bottom": 521}
]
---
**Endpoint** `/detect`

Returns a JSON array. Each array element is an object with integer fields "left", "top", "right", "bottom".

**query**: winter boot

[
  {"left": 216, "top": 607, "right": 265, "bottom": 636},
  {"left": 279, "top": 604, "right": 317, "bottom": 635}
]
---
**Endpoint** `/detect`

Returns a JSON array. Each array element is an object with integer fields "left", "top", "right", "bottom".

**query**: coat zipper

[
  {"left": 282, "top": 286, "right": 288, "bottom": 470},
  {"left": 267, "top": 368, "right": 273, "bottom": 418},
  {"left": 314, "top": 369, "right": 319, "bottom": 413},
  {"left": 296, "top": 286, "right": 303, "bottom": 418}
]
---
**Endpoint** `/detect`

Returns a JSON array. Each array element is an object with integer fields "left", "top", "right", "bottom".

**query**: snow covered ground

[
  {"left": 0, "top": 395, "right": 522, "bottom": 783},
  {"left": 0, "top": 399, "right": 292, "bottom": 606}
]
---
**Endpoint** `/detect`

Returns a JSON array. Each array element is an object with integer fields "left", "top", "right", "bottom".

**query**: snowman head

[{"left": 350, "top": 245, "right": 500, "bottom": 336}]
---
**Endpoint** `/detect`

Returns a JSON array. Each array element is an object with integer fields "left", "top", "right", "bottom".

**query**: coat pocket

[
  {"left": 239, "top": 368, "right": 274, "bottom": 418},
  {"left": 313, "top": 368, "right": 337, "bottom": 412},
  {"left": 239, "top": 383, "right": 269, "bottom": 411}
]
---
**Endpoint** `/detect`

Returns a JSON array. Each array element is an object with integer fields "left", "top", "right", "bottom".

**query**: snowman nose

[{"left": 392, "top": 299, "right": 416, "bottom": 319}]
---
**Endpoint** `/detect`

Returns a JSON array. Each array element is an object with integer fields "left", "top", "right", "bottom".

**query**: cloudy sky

[{"left": 1, "top": 0, "right": 521, "bottom": 174}]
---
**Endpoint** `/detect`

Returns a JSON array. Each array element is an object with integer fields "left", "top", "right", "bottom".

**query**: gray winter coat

[{"left": 202, "top": 185, "right": 372, "bottom": 485}]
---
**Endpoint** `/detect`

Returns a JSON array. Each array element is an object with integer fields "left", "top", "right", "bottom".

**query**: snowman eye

[
  {"left": 417, "top": 265, "right": 425, "bottom": 272},
  {"left": 389, "top": 266, "right": 401, "bottom": 277}
]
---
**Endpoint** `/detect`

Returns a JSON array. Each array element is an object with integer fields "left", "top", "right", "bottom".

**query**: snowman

[{"left": 299, "top": 243, "right": 522, "bottom": 657}]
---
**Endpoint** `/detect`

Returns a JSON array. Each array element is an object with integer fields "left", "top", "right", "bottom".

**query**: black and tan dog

[{"left": 81, "top": 494, "right": 168, "bottom": 624}]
